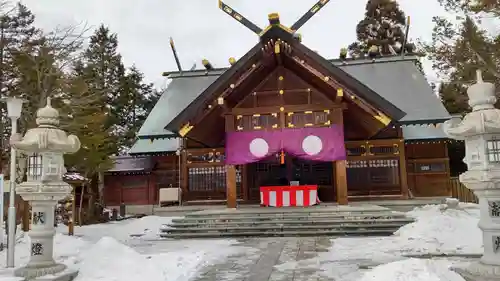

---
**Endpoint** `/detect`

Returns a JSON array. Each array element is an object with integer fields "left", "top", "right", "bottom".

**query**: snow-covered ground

[
  {"left": 275, "top": 203, "right": 481, "bottom": 281},
  {"left": 0, "top": 203, "right": 484, "bottom": 281},
  {"left": 0, "top": 216, "right": 248, "bottom": 281}
]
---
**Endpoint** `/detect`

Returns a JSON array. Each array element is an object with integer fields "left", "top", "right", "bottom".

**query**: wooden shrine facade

[{"left": 121, "top": 11, "right": 452, "bottom": 208}]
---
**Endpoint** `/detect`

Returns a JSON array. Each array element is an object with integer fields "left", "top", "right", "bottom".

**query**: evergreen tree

[
  {"left": 348, "top": 0, "right": 416, "bottom": 58},
  {"left": 0, "top": 3, "right": 41, "bottom": 163},
  {"left": 424, "top": 15, "right": 499, "bottom": 113},
  {"left": 115, "top": 66, "right": 160, "bottom": 150},
  {"left": 77, "top": 25, "right": 125, "bottom": 154}
]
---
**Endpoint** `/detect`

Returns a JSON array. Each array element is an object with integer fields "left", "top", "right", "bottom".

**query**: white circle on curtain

[
  {"left": 249, "top": 138, "right": 269, "bottom": 157},
  {"left": 302, "top": 135, "right": 323, "bottom": 155}
]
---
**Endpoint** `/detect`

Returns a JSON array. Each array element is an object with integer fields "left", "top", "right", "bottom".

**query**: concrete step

[
  {"left": 163, "top": 222, "right": 406, "bottom": 232},
  {"left": 173, "top": 213, "right": 406, "bottom": 224},
  {"left": 160, "top": 228, "right": 396, "bottom": 239},
  {"left": 167, "top": 218, "right": 414, "bottom": 228}
]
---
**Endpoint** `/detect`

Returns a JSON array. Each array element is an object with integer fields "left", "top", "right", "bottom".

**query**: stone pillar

[
  {"left": 16, "top": 201, "right": 65, "bottom": 278},
  {"left": 444, "top": 70, "right": 500, "bottom": 281}
]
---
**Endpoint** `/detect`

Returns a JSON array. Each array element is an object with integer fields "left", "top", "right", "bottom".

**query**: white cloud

[{"left": 21, "top": 0, "right": 449, "bottom": 86}]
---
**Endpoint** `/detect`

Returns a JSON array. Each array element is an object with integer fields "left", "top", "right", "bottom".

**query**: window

[
  {"left": 28, "top": 154, "right": 43, "bottom": 180},
  {"left": 487, "top": 139, "right": 500, "bottom": 163}
]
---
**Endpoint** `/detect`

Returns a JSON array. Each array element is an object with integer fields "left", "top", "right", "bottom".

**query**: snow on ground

[
  {"left": 0, "top": 203, "right": 485, "bottom": 281},
  {"left": 0, "top": 215, "right": 245, "bottom": 281},
  {"left": 275, "top": 203, "right": 481, "bottom": 281}
]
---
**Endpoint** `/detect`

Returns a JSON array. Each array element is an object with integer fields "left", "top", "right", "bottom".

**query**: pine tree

[
  {"left": 78, "top": 25, "right": 125, "bottom": 155},
  {"left": 424, "top": 15, "right": 499, "bottom": 113},
  {"left": 60, "top": 74, "right": 114, "bottom": 177},
  {"left": 114, "top": 66, "right": 161, "bottom": 151},
  {"left": 348, "top": 0, "right": 416, "bottom": 58},
  {"left": 0, "top": 3, "right": 41, "bottom": 163}
]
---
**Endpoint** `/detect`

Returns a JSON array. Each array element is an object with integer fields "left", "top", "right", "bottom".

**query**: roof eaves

[{"left": 164, "top": 42, "right": 263, "bottom": 132}]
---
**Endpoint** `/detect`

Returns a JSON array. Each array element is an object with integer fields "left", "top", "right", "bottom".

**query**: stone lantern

[
  {"left": 10, "top": 98, "right": 80, "bottom": 279},
  {"left": 444, "top": 69, "right": 500, "bottom": 281}
]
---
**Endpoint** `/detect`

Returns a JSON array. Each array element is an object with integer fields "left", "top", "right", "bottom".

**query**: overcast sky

[{"left": 21, "top": 0, "right": 450, "bottom": 87}]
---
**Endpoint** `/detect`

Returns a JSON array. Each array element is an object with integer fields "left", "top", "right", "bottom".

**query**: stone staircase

[{"left": 159, "top": 204, "right": 414, "bottom": 239}]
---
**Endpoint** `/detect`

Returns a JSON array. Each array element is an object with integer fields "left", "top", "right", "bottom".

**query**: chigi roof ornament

[{"left": 218, "top": 0, "right": 330, "bottom": 37}]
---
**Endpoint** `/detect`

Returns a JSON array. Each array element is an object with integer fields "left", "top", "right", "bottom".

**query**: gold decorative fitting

[
  {"left": 252, "top": 64, "right": 256, "bottom": 68},
  {"left": 305, "top": 123, "right": 313, "bottom": 127},
  {"left": 202, "top": 59, "right": 209, "bottom": 66},
  {"left": 280, "top": 107, "right": 284, "bottom": 112},
  {"left": 305, "top": 111, "right": 313, "bottom": 114},
  {"left": 350, "top": 95, "right": 356, "bottom": 99},
  {"left": 311, "top": 4, "right": 320, "bottom": 13},
  {"left": 179, "top": 123, "right": 194, "bottom": 137},
  {"left": 324, "top": 109, "right": 330, "bottom": 114},
  {"left": 274, "top": 41, "right": 281, "bottom": 54},
  {"left": 271, "top": 113, "right": 278, "bottom": 117},
  {"left": 253, "top": 114, "right": 261, "bottom": 117},
  {"left": 360, "top": 145, "right": 367, "bottom": 156},
  {"left": 268, "top": 12, "right": 280, "bottom": 20},
  {"left": 287, "top": 123, "right": 295, "bottom": 128},
  {"left": 217, "top": 96, "right": 224, "bottom": 105},
  {"left": 208, "top": 104, "right": 212, "bottom": 109},
  {"left": 236, "top": 115, "right": 242, "bottom": 119},
  {"left": 337, "top": 88, "right": 343, "bottom": 97},
  {"left": 278, "top": 76, "right": 284, "bottom": 81},
  {"left": 368, "top": 145, "right": 374, "bottom": 156},
  {"left": 287, "top": 112, "right": 294, "bottom": 116},
  {"left": 279, "top": 90, "right": 284, "bottom": 95},
  {"left": 230, "top": 84, "right": 235, "bottom": 88},
  {"left": 374, "top": 112, "right": 391, "bottom": 126},
  {"left": 253, "top": 92, "right": 257, "bottom": 96},
  {"left": 272, "top": 124, "right": 278, "bottom": 128},
  {"left": 234, "top": 14, "right": 242, "bottom": 21},
  {"left": 237, "top": 126, "right": 243, "bottom": 131},
  {"left": 324, "top": 76, "right": 330, "bottom": 82},
  {"left": 324, "top": 120, "right": 331, "bottom": 125},
  {"left": 229, "top": 57, "right": 236, "bottom": 65},
  {"left": 253, "top": 126, "right": 262, "bottom": 130},
  {"left": 300, "top": 60, "right": 305, "bottom": 64},
  {"left": 393, "top": 144, "right": 400, "bottom": 155},
  {"left": 307, "top": 88, "right": 311, "bottom": 92}
]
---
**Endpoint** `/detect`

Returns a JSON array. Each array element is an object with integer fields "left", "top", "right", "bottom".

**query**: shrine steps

[{"left": 159, "top": 204, "right": 414, "bottom": 239}]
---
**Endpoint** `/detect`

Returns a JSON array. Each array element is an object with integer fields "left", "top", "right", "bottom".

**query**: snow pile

[
  {"left": 0, "top": 232, "right": 89, "bottom": 268},
  {"left": 117, "top": 216, "right": 175, "bottom": 240},
  {"left": 358, "top": 258, "right": 466, "bottom": 281},
  {"left": 76, "top": 237, "right": 165, "bottom": 281},
  {"left": 395, "top": 204, "right": 482, "bottom": 254},
  {"left": 75, "top": 236, "right": 240, "bottom": 281}
]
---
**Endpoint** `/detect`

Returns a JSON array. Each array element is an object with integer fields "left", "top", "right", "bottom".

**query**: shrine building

[{"left": 103, "top": 1, "right": 452, "bottom": 212}]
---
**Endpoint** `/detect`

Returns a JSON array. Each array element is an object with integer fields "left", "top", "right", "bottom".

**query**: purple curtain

[
  {"left": 225, "top": 130, "right": 282, "bottom": 165},
  {"left": 225, "top": 125, "right": 346, "bottom": 165},
  {"left": 281, "top": 126, "right": 346, "bottom": 162}
]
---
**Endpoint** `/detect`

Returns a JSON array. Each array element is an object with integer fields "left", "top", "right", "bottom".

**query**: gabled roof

[
  {"left": 129, "top": 138, "right": 180, "bottom": 155},
  {"left": 336, "top": 58, "right": 450, "bottom": 124},
  {"left": 136, "top": 75, "right": 219, "bottom": 139},
  {"left": 165, "top": 26, "right": 407, "bottom": 132}
]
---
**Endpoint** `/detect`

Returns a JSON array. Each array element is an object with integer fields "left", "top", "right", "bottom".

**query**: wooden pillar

[
  {"left": 226, "top": 165, "right": 237, "bottom": 208},
  {"left": 335, "top": 161, "right": 348, "bottom": 205},
  {"left": 225, "top": 114, "right": 237, "bottom": 208},
  {"left": 398, "top": 139, "right": 409, "bottom": 199},
  {"left": 331, "top": 107, "right": 348, "bottom": 205},
  {"left": 242, "top": 165, "right": 249, "bottom": 201}
]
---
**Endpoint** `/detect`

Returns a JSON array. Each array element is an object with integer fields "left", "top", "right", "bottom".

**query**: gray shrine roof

[
  {"left": 130, "top": 55, "right": 451, "bottom": 155},
  {"left": 107, "top": 155, "right": 153, "bottom": 173}
]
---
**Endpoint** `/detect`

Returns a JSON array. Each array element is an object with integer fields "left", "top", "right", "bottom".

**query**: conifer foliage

[
  {"left": 348, "top": 0, "right": 415, "bottom": 58},
  {"left": 0, "top": 3, "right": 161, "bottom": 180}
]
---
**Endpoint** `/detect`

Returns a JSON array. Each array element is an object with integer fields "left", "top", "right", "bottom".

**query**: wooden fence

[{"left": 450, "top": 177, "right": 478, "bottom": 203}]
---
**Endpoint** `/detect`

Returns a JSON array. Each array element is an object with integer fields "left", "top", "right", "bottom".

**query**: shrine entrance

[{"left": 246, "top": 154, "right": 334, "bottom": 202}]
